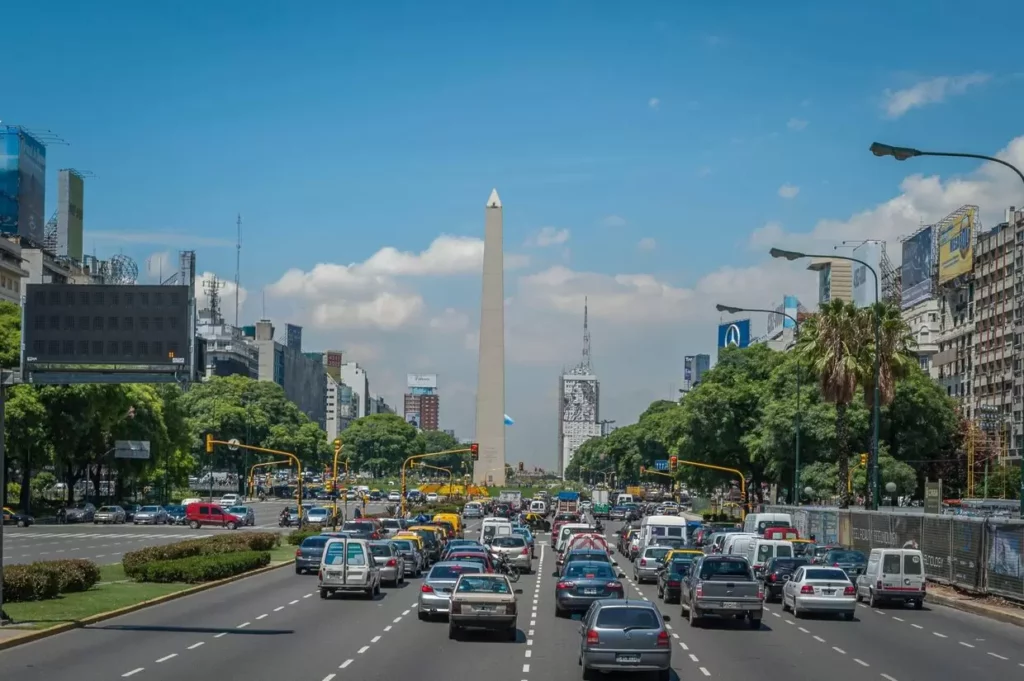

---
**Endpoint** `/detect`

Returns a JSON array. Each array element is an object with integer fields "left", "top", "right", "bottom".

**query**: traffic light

[
  {"left": 518, "top": 461, "right": 524, "bottom": 472},
  {"left": 860, "top": 453, "right": 868, "bottom": 466},
  {"left": 205, "top": 433, "right": 213, "bottom": 454},
  {"left": 333, "top": 438, "right": 342, "bottom": 454},
  {"left": 470, "top": 443, "right": 479, "bottom": 461},
  {"left": 669, "top": 456, "right": 678, "bottom": 472}
]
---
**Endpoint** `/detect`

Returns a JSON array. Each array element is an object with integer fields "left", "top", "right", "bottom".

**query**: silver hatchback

[
  {"left": 418, "top": 561, "right": 484, "bottom": 619},
  {"left": 369, "top": 540, "right": 405, "bottom": 587},
  {"left": 579, "top": 600, "right": 672, "bottom": 681}
]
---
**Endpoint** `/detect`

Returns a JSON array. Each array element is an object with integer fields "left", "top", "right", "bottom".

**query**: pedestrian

[{"left": 57, "top": 505, "right": 66, "bottom": 524}]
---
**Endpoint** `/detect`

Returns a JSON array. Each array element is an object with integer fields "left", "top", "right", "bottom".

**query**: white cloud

[
  {"left": 429, "top": 307, "right": 470, "bottom": 332},
  {"left": 529, "top": 226, "right": 570, "bottom": 247},
  {"left": 637, "top": 237, "right": 657, "bottom": 251},
  {"left": 778, "top": 184, "right": 800, "bottom": 199},
  {"left": 787, "top": 118, "right": 808, "bottom": 131},
  {"left": 648, "top": 97, "right": 660, "bottom": 110},
  {"left": 144, "top": 251, "right": 175, "bottom": 282},
  {"left": 601, "top": 215, "right": 628, "bottom": 228},
  {"left": 882, "top": 73, "right": 991, "bottom": 118}
]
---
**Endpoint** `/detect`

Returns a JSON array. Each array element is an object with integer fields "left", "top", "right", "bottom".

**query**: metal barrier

[{"left": 764, "top": 505, "right": 1024, "bottom": 601}]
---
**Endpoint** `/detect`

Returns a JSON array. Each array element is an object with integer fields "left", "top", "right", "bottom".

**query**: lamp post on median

[
  {"left": 770, "top": 247, "right": 882, "bottom": 510},
  {"left": 717, "top": 303, "right": 802, "bottom": 503},
  {"left": 870, "top": 141, "right": 1024, "bottom": 515}
]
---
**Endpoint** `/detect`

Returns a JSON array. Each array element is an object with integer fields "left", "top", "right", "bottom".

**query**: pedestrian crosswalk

[{"left": 3, "top": 531, "right": 211, "bottom": 541}]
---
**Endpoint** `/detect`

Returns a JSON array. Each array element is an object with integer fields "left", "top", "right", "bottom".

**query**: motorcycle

[{"left": 494, "top": 554, "right": 521, "bottom": 583}]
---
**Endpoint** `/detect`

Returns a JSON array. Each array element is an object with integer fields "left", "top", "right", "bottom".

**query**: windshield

[
  {"left": 140, "top": 506, "right": 160, "bottom": 512},
  {"left": 369, "top": 544, "right": 392, "bottom": 557},
  {"left": 645, "top": 547, "right": 671, "bottom": 561},
  {"left": 493, "top": 537, "right": 525, "bottom": 548},
  {"left": 596, "top": 606, "right": 659, "bottom": 629},
  {"left": 228, "top": 507, "right": 247, "bottom": 514},
  {"left": 301, "top": 537, "right": 328, "bottom": 549},
  {"left": 565, "top": 563, "right": 615, "bottom": 579},
  {"left": 805, "top": 568, "right": 849, "bottom": 581},
  {"left": 392, "top": 540, "right": 413, "bottom": 551},
  {"left": 457, "top": 576, "right": 510, "bottom": 593},
  {"left": 98, "top": 506, "right": 116, "bottom": 512}
]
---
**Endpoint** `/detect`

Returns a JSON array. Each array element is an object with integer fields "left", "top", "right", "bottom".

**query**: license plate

[
  {"left": 616, "top": 655, "right": 641, "bottom": 663},
  {"left": 584, "top": 588, "right": 597, "bottom": 595},
  {"left": 721, "top": 602, "right": 738, "bottom": 609},
  {"left": 823, "top": 589, "right": 835, "bottom": 596},
  {"left": 327, "top": 571, "right": 342, "bottom": 578},
  {"left": 473, "top": 604, "right": 495, "bottom": 612}
]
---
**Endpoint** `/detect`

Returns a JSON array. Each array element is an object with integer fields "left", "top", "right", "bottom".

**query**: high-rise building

[
  {"left": 250, "top": 319, "right": 327, "bottom": 430},
  {"left": 682, "top": 354, "right": 711, "bottom": 392},
  {"left": 405, "top": 373, "right": 439, "bottom": 430},
  {"left": 558, "top": 299, "right": 601, "bottom": 479},
  {"left": 0, "top": 126, "right": 47, "bottom": 247},
  {"left": 341, "top": 361, "right": 369, "bottom": 418},
  {"left": 809, "top": 258, "right": 853, "bottom": 305}
]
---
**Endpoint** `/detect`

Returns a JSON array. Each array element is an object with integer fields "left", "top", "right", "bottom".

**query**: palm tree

[
  {"left": 797, "top": 299, "right": 862, "bottom": 507},
  {"left": 858, "top": 302, "right": 917, "bottom": 408}
]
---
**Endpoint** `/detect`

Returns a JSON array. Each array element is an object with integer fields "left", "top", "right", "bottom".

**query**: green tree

[
  {"left": 4, "top": 386, "right": 48, "bottom": 511},
  {"left": 414, "top": 429, "right": 468, "bottom": 472},
  {"left": 0, "top": 300, "right": 20, "bottom": 368},
  {"left": 340, "top": 414, "right": 418, "bottom": 476}
]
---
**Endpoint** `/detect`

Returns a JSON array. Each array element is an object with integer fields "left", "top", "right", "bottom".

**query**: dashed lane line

[
  {"left": 854, "top": 658, "right": 870, "bottom": 667},
  {"left": 339, "top": 660, "right": 353, "bottom": 669},
  {"left": 156, "top": 654, "right": 177, "bottom": 663},
  {"left": 122, "top": 668, "right": 144, "bottom": 678}
]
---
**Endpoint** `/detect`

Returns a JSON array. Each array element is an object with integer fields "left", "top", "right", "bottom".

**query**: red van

[{"left": 185, "top": 502, "right": 242, "bottom": 530}]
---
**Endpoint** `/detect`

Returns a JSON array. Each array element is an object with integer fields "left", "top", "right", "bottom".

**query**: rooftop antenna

[
  {"left": 234, "top": 213, "right": 241, "bottom": 327},
  {"left": 581, "top": 296, "right": 592, "bottom": 371},
  {"left": 261, "top": 287, "right": 266, "bottom": 318}
]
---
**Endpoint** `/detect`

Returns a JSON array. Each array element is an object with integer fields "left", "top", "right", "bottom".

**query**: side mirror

[
  {"left": 617, "top": 571, "right": 626, "bottom": 579},
  {"left": 662, "top": 614, "right": 671, "bottom": 622},
  {"left": 514, "top": 588, "right": 523, "bottom": 594}
]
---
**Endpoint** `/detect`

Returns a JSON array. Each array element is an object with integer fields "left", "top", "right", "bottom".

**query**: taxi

[
  {"left": 433, "top": 512, "right": 463, "bottom": 539},
  {"left": 660, "top": 548, "right": 703, "bottom": 568},
  {"left": 409, "top": 524, "right": 448, "bottom": 547},
  {"left": 789, "top": 538, "right": 817, "bottom": 558}
]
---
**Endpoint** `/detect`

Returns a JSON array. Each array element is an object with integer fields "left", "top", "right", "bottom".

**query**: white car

[
  {"left": 388, "top": 491, "right": 402, "bottom": 502},
  {"left": 426, "top": 493, "right": 439, "bottom": 503},
  {"left": 782, "top": 566, "right": 856, "bottom": 620},
  {"left": 218, "top": 494, "right": 241, "bottom": 507}
]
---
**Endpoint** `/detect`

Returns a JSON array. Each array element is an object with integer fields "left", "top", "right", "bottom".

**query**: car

[
  {"left": 164, "top": 505, "right": 187, "bottom": 525},
  {"left": 134, "top": 505, "right": 169, "bottom": 525},
  {"left": 557, "top": 549, "right": 615, "bottom": 577},
  {"left": 303, "top": 507, "right": 332, "bottom": 527},
  {"left": 341, "top": 520, "right": 380, "bottom": 539},
  {"left": 296, "top": 535, "right": 330, "bottom": 574},
  {"left": 656, "top": 558, "right": 691, "bottom": 604},
  {"left": 487, "top": 535, "right": 533, "bottom": 574},
  {"left": 512, "top": 526, "right": 536, "bottom": 558},
  {"left": 379, "top": 518, "right": 408, "bottom": 535},
  {"left": 368, "top": 540, "right": 406, "bottom": 586},
  {"left": 224, "top": 505, "right": 255, "bottom": 526},
  {"left": 633, "top": 546, "right": 673, "bottom": 583},
  {"left": 441, "top": 539, "right": 484, "bottom": 559},
  {"left": 94, "top": 505, "right": 127, "bottom": 524},
  {"left": 782, "top": 566, "right": 856, "bottom": 619},
  {"left": 2, "top": 507, "right": 34, "bottom": 527},
  {"left": 185, "top": 502, "right": 242, "bottom": 530},
  {"left": 390, "top": 537, "right": 425, "bottom": 577},
  {"left": 681, "top": 555, "right": 763, "bottom": 628},
  {"left": 319, "top": 537, "right": 381, "bottom": 599},
  {"left": 448, "top": 573, "right": 521, "bottom": 640},
  {"left": 387, "top": 491, "right": 402, "bottom": 502},
  {"left": 218, "top": 494, "right": 241, "bottom": 507},
  {"left": 820, "top": 549, "right": 868, "bottom": 578},
  {"left": 554, "top": 560, "right": 625, "bottom": 617},
  {"left": 462, "top": 502, "right": 484, "bottom": 519},
  {"left": 65, "top": 503, "right": 96, "bottom": 523},
  {"left": 760, "top": 557, "right": 809, "bottom": 602},
  {"left": 426, "top": 492, "right": 439, "bottom": 503},
  {"left": 418, "top": 561, "right": 485, "bottom": 619},
  {"left": 579, "top": 599, "right": 672, "bottom": 681},
  {"left": 368, "top": 491, "right": 383, "bottom": 501}
]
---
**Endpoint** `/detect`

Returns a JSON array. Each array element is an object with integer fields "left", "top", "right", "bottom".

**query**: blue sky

[{"left": 6, "top": 1, "right": 1024, "bottom": 466}]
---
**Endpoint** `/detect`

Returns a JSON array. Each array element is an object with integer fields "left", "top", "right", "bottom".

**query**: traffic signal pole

[
  {"left": 400, "top": 447, "right": 474, "bottom": 517},
  {"left": 645, "top": 459, "right": 748, "bottom": 520}
]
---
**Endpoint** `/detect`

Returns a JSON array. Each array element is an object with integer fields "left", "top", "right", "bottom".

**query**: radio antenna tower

[
  {"left": 204, "top": 275, "right": 224, "bottom": 325},
  {"left": 234, "top": 213, "right": 241, "bottom": 327}
]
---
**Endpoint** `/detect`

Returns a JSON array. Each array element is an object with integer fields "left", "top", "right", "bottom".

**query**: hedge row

[
  {"left": 122, "top": 531, "right": 279, "bottom": 579},
  {"left": 134, "top": 551, "right": 270, "bottom": 584},
  {"left": 2, "top": 558, "right": 102, "bottom": 603}
]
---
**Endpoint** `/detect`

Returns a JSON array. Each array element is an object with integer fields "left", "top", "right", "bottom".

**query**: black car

[
  {"left": 657, "top": 558, "right": 691, "bottom": 603},
  {"left": 2, "top": 507, "right": 34, "bottom": 527},
  {"left": 164, "top": 505, "right": 187, "bottom": 525},
  {"left": 65, "top": 503, "right": 96, "bottom": 523},
  {"left": 369, "top": 491, "right": 383, "bottom": 501},
  {"left": 820, "top": 549, "right": 867, "bottom": 578},
  {"left": 760, "top": 557, "right": 809, "bottom": 602}
]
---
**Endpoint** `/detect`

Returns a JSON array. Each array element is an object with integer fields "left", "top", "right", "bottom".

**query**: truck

[
  {"left": 498, "top": 489, "right": 523, "bottom": 507},
  {"left": 590, "top": 489, "right": 611, "bottom": 519},
  {"left": 555, "top": 491, "right": 580, "bottom": 515},
  {"left": 680, "top": 555, "right": 762, "bottom": 629}
]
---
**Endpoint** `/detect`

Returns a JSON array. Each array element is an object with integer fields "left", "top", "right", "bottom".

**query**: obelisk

[{"left": 473, "top": 188, "right": 506, "bottom": 486}]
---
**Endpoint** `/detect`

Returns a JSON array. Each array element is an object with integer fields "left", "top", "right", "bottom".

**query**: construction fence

[{"left": 765, "top": 505, "right": 1024, "bottom": 601}]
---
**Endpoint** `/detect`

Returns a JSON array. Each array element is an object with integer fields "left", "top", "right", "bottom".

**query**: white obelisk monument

[{"left": 473, "top": 188, "right": 506, "bottom": 486}]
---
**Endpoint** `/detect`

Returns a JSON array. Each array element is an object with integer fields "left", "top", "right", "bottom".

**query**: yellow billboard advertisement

[{"left": 937, "top": 207, "right": 975, "bottom": 284}]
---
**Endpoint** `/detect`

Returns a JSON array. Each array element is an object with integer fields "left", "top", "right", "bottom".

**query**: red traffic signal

[
  {"left": 470, "top": 443, "right": 479, "bottom": 461},
  {"left": 669, "top": 456, "right": 678, "bottom": 472}
]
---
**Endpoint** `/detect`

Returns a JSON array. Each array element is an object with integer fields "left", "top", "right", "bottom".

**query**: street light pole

[
  {"left": 769, "top": 248, "right": 881, "bottom": 509},
  {"left": 717, "top": 304, "right": 802, "bottom": 502},
  {"left": 870, "top": 141, "right": 1024, "bottom": 514}
]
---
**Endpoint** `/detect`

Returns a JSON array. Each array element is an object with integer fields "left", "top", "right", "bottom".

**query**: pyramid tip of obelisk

[{"left": 486, "top": 188, "right": 502, "bottom": 208}]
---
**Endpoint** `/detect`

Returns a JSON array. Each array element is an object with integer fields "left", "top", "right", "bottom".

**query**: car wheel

[
  {"left": 189, "top": 520, "right": 201, "bottom": 529},
  {"left": 417, "top": 611, "right": 428, "bottom": 621},
  {"left": 792, "top": 600, "right": 802, "bottom": 619},
  {"left": 688, "top": 605, "right": 700, "bottom": 627},
  {"left": 448, "top": 624, "right": 458, "bottom": 640},
  {"left": 507, "top": 625, "right": 517, "bottom": 641},
  {"left": 319, "top": 588, "right": 328, "bottom": 599},
  {"left": 227, "top": 522, "right": 238, "bottom": 530},
  {"left": 868, "top": 589, "right": 878, "bottom": 608},
  {"left": 914, "top": 599, "right": 923, "bottom": 610},
  {"left": 93, "top": 520, "right": 98, "bottom": 524},
  {"left": 657, "top": 668, "right": 671, "bottom": 681},
  {"left": 844, "top": 611, "right": 855, "bottom": 621},
  {"left": 295, "top": 567, "right": 303, "bottom": 575},
  {"left": 17, "top": 520, "right": 26, "bottom": 528},
  {"left": 749, "top": 616, "right": 761, "bottom": 629},
  {"left": 581, "top": 666, "right": 595, "bottom": 681}
]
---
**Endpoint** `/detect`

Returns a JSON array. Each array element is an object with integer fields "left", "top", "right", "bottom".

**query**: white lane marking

[
  {"left": 274, "top": 606, "right": 284, "bottom": 612},
  {"left": 289, "top": 599, "right": 299, "bottom": 605},
  {"left": 988, "top": 652, "right": 1009, "bottom": 660},
  {"left": 532, "top": 605, "right": 538, "bottom": 611},
  {"left": 214, "top": 633, "right": 227, "bottom": 638},
  {"left": 665, "top": 623, "right": 673, "bottom": 630},
  {"left": 339, "top": 660, "right": 353, "bottom": 669},
  {"left": 892, "top": 616, "right": 904, "bottom": 622},
  {"left": 854, "top": 658, "right": 869, "bottom": 667},
  {"left": 525, "top": 650, "right": 532, "bottom": 658},
  {"left": 304, "top": 593, "right": 313, "bottom": 598},
  {"left": 530, "top": 619, "right": 536, "bottom": 626},
  {"left": 771, "top": 611, "right": 781, "bottom": 617},
  {"left": 156, "top": 654, "right": 177, "bottom": 663},
  {"left": 236, "top": 622, "right": 250, "bottom": 629},
  {"left": 689, "top": 654, "right": 699, "bottom": 663},
  {"left": 358, "top": 646, "right": 369, "bottom": 654},
  {"left": 813, "top": 635, "right": 825, "bottom": 643},
  {"left": 384, "top": 625, "right": 392, "bottom": 632},
  {"left": 402, "top": 609, "right": 411, "bottom": 616},
  {"left": 933, "top": 632, "right": 947, "bottom": 638},
  {"left": 122, "top": 669, "right": 145, "bottom": 678},
  {"left": 700, "top": 668, "right": 711, "bottom": 677},
  {"left": 371, "top": 635, "right": 381, "bottom": 643},
  {"left": 323, "top": 675, "right": 336, "bottom": 681},
  {"left": 959, "top": 642, "right": 975, "bottom": 648},
  {"left": 523, "top": 664, "right": 530, "bottom": 673},
  {"left": 527, "top": 639, "right": 534, "bottom": 646},
  {"left": 188, "top": 642, "right": 205, "bottom": 650},
  {"left": 881, "top": 675, "right": 898, "bottom": 681},
  {"left": 833, "top": 646, "right": 846, "bottom": 654},
  {"left": 798, "top": 627, "right": 809, "bottom": 633},
  {"left": 680, "top": 642, "right": 689, "bottom": 651},
  {"left": 874, "top": 609, "right": 884, "bottom": 614},
  {"left": 911, "top": 624, "right": 923, "bottom": 629},
  {"left": 394, "top": 617, "right": 402, "bottom": 623},
  {"left": 256, "top": 614, "right": 268, "bottom": 620},
  {"left": 528, "top": 629, "right": 535, "bottom": 636},
  {"left": 785, "top": 619, "right": 795, "bottom": 625},
  {"left": 672, "top": 633, "right": 680, "bottom": 639}
]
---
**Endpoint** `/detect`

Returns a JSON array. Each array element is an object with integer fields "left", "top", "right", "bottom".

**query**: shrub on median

[
  {"left": 286, "top": 529, "right": 320, "bottom": 545},
  {"left": 135, "top": 551, "right": 271, "bottom": 584},
  {"left": 122, "top": 531, "right": 279, "bottom": 579},
  {"left": 2, "top": 564, "right": 61, "bottom": 602},
  {"left": 30, "top": 558, "right": 102, "bottom": 593}
]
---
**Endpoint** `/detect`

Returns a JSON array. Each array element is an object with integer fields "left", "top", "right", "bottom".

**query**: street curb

[
  {"left": 928, "top": 591, "right": 1024, "bottom": 628},
  {"left": 0, "top": 558, "right": 296, "bottom": 651}
]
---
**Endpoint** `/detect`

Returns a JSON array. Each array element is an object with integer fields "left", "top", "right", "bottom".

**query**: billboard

[
  {"left": 683, "top": 355, "right": 694, "bottom": 391},
  {"left": 409, "top": 386, "right": 436, "bottom": 396},
  {"left": 766, "top": 295, "right": 799, "bottom": 339},
  {"left": 852, "top": 241, "right": 882, "bottom": 308},
  {"left": 23, "top": 284, "right": 192, "bottom": 383},
  {"left": 57, "top": 169, "right": 84, "bottom": 261},
  {"left": 717, "top": 319, "right": 750, "bottom": 350},
  {"left": 286, "top": 323, "right": 303, "bottom": 351},
  {"left": 407, "top": 373, "right": 438, "bottom": 389},
  {"left": 937, "top": 207, "right": 976, "bottom": 284},
  {"left": 901, "top": 227, "right": 934, "bottom": 309},
  {"left": 818, "top": 266, "right": 832, "bottom": 304},
  {"left": 405, "top": 411, "right": 421, "bottom": 428},
  {"left": 0, "top": 127, "right": 47, "bottom": 245}
]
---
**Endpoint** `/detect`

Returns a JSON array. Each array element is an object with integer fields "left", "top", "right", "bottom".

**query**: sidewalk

[{"left": 927, "top": 582, "right": 1024, "bottom": 628}]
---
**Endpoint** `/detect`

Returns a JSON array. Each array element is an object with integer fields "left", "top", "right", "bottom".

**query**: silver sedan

[
  {"left": 94, "top": 506, "right": 126, "bottom": 524},
  {"left": 369, "top": 540, "right": 406, "bottom": 587},
  {"left": 782, "top": 566, "right": 857, "bottom": 619},
  {"left": 133, "top": 505, "right": 168, "bottom": 525}
]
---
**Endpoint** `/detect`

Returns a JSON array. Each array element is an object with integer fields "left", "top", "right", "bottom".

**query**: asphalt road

[
  {"left": 5, "top": 516, "right": 1023, "bottom": 681},
  {"left": 1, "top": 499, "right": 394, "bottom": 565}
]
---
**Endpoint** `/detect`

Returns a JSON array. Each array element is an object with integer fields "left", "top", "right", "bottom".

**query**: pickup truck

[{"left": 680, "top": 555, "right": 762, "bottom": 629}]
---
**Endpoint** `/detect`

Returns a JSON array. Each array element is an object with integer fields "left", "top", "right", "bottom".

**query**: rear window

[
  {"left": 644, "top": 547, "right": 671, "bottom": 561},
  {"left": 343, "top": 522, "right": 374, "bottom": 532},
  {"left": 323, "top": 542, "right": 366, "bottom": 566},
  {"left": 882, "top": 554, "right": 901, "bottom": 573},
  {"left": 903, "top": 553, "right": 922, "bottom": 575},
  {"left": 700, "top": 560, "right": 752, "bottom": 580},
  {"left": 756, "top": 545, "right": 774, "bottom": 562},
  {"left": 457, "top": 576, "right": 510, "bottom": 593},
  {"left": 429, "top": 564, "right": 481, "bottom": 579},
  {"left": 568, "top": 551, "right": 610, "bottom": 563},
  {"left": 757, "top": 520, "right": 790, "bottom": 533},
  {"left": 649, "top": 526, "right": 684, "bottom": 538},
  {"left": 98, "top": 507, "right": 114, "bottom": 512},
  {"left": 668, "top": 560, "right": 691, "bottom": 577},
  {"left": 493, "top": 537, "right": 526, "bottom": 547},
  {"left": 829, "top": 550, "right": 865, "bottom": 562},
  {"left": 369, "top": 544, "right": 392, "bottom": 557},
  {"left": 775, "top": 544, "right": 793, "bottom": 558},
  {"left": 805, "top": 569, "right": 849, "bottom": 581},
  {"left": 300, "top": 536, "right": 328, "bottom": 549},
  {"left": 772, "top": 558, "right": 808, "bottom": 570},
  {"left": 392, "top": 540, "right": 413, "bottom": 551},
  {"left": 595, "top": 606, "right": 660, "bottom": 629},
  {"left": 565, "top": 563, "right": 615, "bottom": 579},
  {"left": 141, "top": 506, "right": 160, "bottom": 512},
  {"left": 452, "top": 555, "right": 487, "bottom": 567}
]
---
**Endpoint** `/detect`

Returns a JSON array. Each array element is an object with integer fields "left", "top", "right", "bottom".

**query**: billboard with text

[
  {"left": 901, "top": 227, "right": 934, "bottom": 309},
  {"left": 766, "top": 295, "right": 799, "bottom": 339},
  {"left": 407, "top": 373, "right": 438, "bottom": 389},
  {"left": 937, "top": 207, "right": 976, "bottom": 284}
]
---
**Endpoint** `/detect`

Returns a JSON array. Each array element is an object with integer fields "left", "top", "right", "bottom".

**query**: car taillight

[
  {"left": 876, "top": 580, "right": 883, "bottom": 589},
  {"left": 668, "top": 580, "right": 680, "bottom": 587},
  {"left": 557, "top": 581, "right": 575, "bottom": 590},
  {"left": 800, "top": 584, "right": 814, "bottom": 594},
  {"left": 656, "top": 631, "right": 669, "bottom": 647},
  {"left": 586, "top": 629, "right": 600, "bottom": 645},
  {"left": 318, "top": 569, "right": 323, "bottom": 580},
  {"left": 758, "top": 584, "right": 765, "bottom": 600},
  {"left": 833, "top": 562, "right": 841, "bottom": 567},
  {"left": 607, "top": 581, "right": 623, "bottom": 591},
  {"left": 921, "top": 582, "right": 926, "bottom": 591},
  {"left": 371, "top": 532, "right": 380, "bottom": 540},
  {"left": 386, "top": 558, "right": 397, "bottom": 567},
  {"left": 420, "top": 583, "right": 434, "bottom": 593},
  {"left": 295, "top": 548, "right": 301, "bottom": 557},
  {"left": 640, "top": 559, "right": 647, "bottom": 567},
  {"left": 521, "top": 547, "right": 530, "bottom": 556},
  {"left": 695, "top": 581, "right": 703, "bottom": 599},
  {"left": 769, "top": 573, "right": 777, "bottom": 582},
  {"left": 843, "top": 586, "right": 855, "bottom": 596}
]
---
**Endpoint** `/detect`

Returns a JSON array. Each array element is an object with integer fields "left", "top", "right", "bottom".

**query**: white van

[
  {"left": 743, "top": 512, "right": 793, "bottom": 535},
  {"left": 723, "top": 533, "right": 757, "bottom": 556},
  {"left": 529, "top": 500, "right": 547, "bottom": 515},
  {"left": 556, "top": 523, "right": 594, "bottom": 553},
  {"left": 480, "top": 517, "right": 513, "bottom": 544},
  {"left": 855, "top": 548, "right": 926, "bottom": 608},
  {"left": 616, "top": 493, "right": 636, "bottom": 505},
  {"left": 744, "top": 538, "right": 794, "bottom": 572},
  {"left": 318, "top": 537, "right": 381, "bottom": 599},
  {"left": 639, "top": 515, "right": 689, "bottom": 550}
]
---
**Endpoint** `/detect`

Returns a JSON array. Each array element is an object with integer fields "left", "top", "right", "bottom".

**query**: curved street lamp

[
  {"left": 769, "top": 247, "right": 882, "bottom": 510},
  {"left": 716, "top": 303, "right": 802, "bottom": 503}
]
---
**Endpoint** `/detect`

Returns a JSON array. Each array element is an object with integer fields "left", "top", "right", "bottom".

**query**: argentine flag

[{"left": 504, "top": 414, "right": 515, "bottom": 426}]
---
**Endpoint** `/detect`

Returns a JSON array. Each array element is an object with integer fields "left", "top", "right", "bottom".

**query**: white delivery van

[
  {"left": 556, "top": 523, "right": 595, "bottom": 553},
  {"left": 855, "top": 548, "right": 926, "bottom": 608},
  {"left": 318, "top": 537, "right": 381, "bottom": 599},
  {"left": 723, "top": 533, "right": 757, "bottom": 556},
  {"left": 529, "top": 500, "right": 547, "bottom": 515},
  {"left": 743, "top": 512, "right": 793, "bottom": 535},
  {"left": 616, "top": 493, "right": 636, "bottom": 505},
  {"left": 480, "top": 517, "right": 513, "bottom": 544},
  {"left": 639, "top": 515, "right": 689, "bottom": 550},
  {"left": 744, "top": 538, "right": 794, "bottom": 572}
]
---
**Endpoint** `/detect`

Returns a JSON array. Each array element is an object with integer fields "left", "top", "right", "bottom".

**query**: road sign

[
  {"left": 227, "top": 438, "right": 240, "bottom": 451},
  {"left": 114, "top": 440, "right": 151, "bottom": 460},
  {"left": 655, "top": 460, "right": 669, "bottom": 471}
]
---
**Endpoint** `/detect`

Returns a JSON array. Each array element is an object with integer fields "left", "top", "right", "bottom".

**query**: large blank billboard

[{"left": 901, "top": 227, "right": 934, "bottom": 309}]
